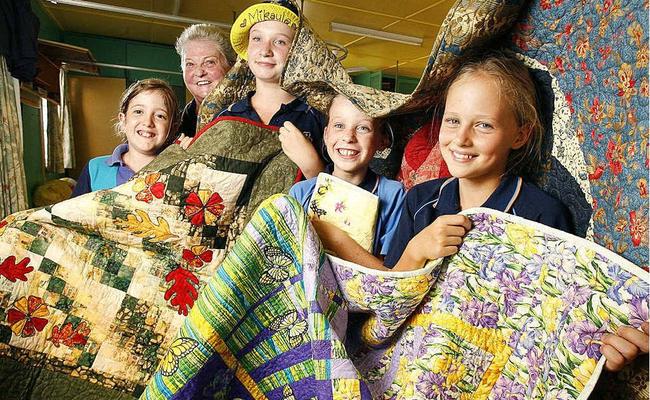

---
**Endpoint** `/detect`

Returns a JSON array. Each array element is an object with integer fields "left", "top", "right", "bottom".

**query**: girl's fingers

[
  {"left": 617, "top": 326, "right": 650, "bottom": 353},
  {"left": 441, "top": 235, "right": 463, "bottom": 247},
  {"left": 602, "top": 333, "right": 641, "bottom": 362},
  {"left": 600, "top": 344, "right": 626, "bottom": 372}
]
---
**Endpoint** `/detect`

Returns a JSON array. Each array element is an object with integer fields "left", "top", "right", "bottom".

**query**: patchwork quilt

[
  {"left": 0, "top": 118, "right": 297, "bottom": 399},
  {"left": 141, "top": 194, "right": 648, "bottom": 400}
]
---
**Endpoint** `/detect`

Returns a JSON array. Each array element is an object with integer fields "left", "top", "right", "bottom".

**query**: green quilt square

[
  {"left": 55, "top": 296, "right": 73, "bottom": 312},
  {"left": 20, "top": 221, "right": 41, "bottom": 236},
  {"left": 29, "top": 237, "right": 50, "bottom": 256},
  {"left": 78, "top": 351, "right": 97, "bottom": 367},
  {"left": 39, "top": 258, "right": 59, "bottom": 275},
  {"left": 47, "top": 276, "right": 66, "bottom": 294}
]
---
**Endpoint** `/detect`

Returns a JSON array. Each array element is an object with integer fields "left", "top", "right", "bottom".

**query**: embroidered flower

[
  {"left": 471, "top": 213, "right": 504, "bottom": 236},
  {"left": 616, "top": 63, "right": 637, "bottom": 100},
  {"left": 361, "top": 275, "right": 392, "bottom": 296},
  {"left": 416, "top": 371, "right": 455, "bottom": 400},
  {"left": 7, "top": 295, "right": 49, "bottom": 337},
  {"left": 184, "top": 189, "right": 225, "bottom": 226},
  {"left": 182, "top": 245, "right": 213, "bottom": 269},
  {"left": 431, "top": 355, "right": 467, "bottom": 386},
  {"left": 505, "top": 224, "right": 538, "bottom": 258},
  {"left": 132, "top": 172, "right": 166, "bottom": 203}
]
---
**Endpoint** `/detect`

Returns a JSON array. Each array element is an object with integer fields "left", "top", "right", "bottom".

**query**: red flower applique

[
  {"left": 184, "top": 190, "right": 225, "bottom": 226},
  {"left": 7, "top": 296, "right": 49, "bottom": 337},
  {"left": 133, "top": 172, "right": 166, "bottom": 203},
  {"left": 50, "top": 321, "right": 91, "bottom": 348},
  {"left": 0, "top": 256, "right": 34, "bottom": 282},
  {"left": 164, "top": 267, "right": 199, "bottom": 316},
  {"left": 182, "top": 245, "right": 213, "bottom": 269}
]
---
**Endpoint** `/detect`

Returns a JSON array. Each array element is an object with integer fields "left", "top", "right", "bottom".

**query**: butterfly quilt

[{"left": 141, "top": 194, "right": 648, "bottom": 400}]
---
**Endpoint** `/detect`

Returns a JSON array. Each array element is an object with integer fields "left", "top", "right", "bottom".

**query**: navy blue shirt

[
  {"left": 178, "top": 99, "right": 198, "bottom": 137},
  {"left": 383, "top": 175, "right": 576, "bottom": 268},
  {"left": 216, "top": 91, "right": 327, "bottom": 163}
]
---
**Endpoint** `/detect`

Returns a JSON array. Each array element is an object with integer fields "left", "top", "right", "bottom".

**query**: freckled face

[{"left": 324, "top": 96, "right": 385, "bottom": 183}]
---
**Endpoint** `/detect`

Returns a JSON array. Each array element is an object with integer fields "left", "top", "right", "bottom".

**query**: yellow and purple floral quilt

[{"left": 142, "top": 195, "right": 648, "bottom": 400}]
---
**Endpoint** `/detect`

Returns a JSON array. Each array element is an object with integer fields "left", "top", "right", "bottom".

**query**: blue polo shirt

[
  {"left": 71, "top": 143, "right": 135, "bottom": 197},
  {"left": 289, "top": 168, "right": 406, "bottom": 256},
  {"left": 216, "top": 91, "right": 327, "bottom": 163},
  {"left": 383, "top": 175, "right": 576, "bottom": 268}
]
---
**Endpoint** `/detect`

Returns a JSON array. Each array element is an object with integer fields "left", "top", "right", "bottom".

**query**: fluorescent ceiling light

[
  {"left": 45, "top": 0, "right": 231, "bottom": 28},
  {"left": 330, "top": 22, "right": 422, "bottom": 46}
]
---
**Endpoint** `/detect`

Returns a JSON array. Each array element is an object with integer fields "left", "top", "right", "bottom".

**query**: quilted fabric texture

[
  {"left": 508, "top": 0, "right": 648, "bottom": 267},
  {"left": 308, "top": 173, "right": 380, "bottom": 253},
  {"left": 0, "top": 119, "right": 297, "bottom": 398},
  {"left": 141, "top": 195, "right": 648, "bottom": 399}
]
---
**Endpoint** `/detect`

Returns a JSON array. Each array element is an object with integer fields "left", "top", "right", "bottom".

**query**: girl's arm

[
  {"left": 393, "top": 214, "right": 472, "bottom": 271},
  {"left": 311, "top": 220, "right": 388, "bottom": 270},
  {"left": 278, "top": 121, "right": 325, "bottom": 179}
]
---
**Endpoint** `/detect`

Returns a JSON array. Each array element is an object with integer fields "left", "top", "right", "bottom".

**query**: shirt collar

[
  {"left": 324, "top": 165, "right": 378, "bottom": 194},
  {"left": 229, "top": 91, "right": 309, "bottom": 114},
  {"left": 436, "top": 175, "right": 522, "bottom": 214},
  {"left": 106, "top": 143, "right": 129, "bottom": 167}
]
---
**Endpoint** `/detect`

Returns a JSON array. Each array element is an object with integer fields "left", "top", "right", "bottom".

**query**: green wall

[
  {"left": 21, "top": 0, "right": 185, "bottom": 207},
  {"left": 31, "top": 0, "right": 61, "bottom": 41}
]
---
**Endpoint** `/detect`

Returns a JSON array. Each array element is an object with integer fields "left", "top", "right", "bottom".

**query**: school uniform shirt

[
  {"left": 215, "top": 91, "right": 327, "bottom": 163},
  {"left": 71, "top": 143, "right": 135, "bottom": 197},
  {"left": 383, "top": 175, "right": 576, "bottom": 268},
  {"left": 289, "top": 168, "right": 406, "bottom": 257},
  {"left": 178, "top": 99, "right": 198, "bottom": 137}
]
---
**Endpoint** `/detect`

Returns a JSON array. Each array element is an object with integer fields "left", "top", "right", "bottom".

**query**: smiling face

[
  {"left": 439, "top": 71, "right": 529, "bottom": 186},
  {"left": 181, "top": 39, "right": 228, "bottom": 104},
  {"left": 246, "top": 20, "right": 295, "bottom": 84},
  {"left": 119, "top": 90, "right": 171, "bottom": 157},
  {"left": 324, "top": 96, "right": 386, "bottom": 184}
]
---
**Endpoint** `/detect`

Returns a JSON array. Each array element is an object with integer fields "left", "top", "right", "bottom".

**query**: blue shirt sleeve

[
  {"left": 383, "top": 189, "right": 420, "bottom": 268},
  {"left": 539, "top": 201, "right": 576, "bottom": 235},
  {"left": 71, "top": 163, "right": 92, "bottom": 198},
  {"left": 376, "top": 180, "right": 406, "bottom": 256},
  {"left": 288, "top": 178, "right": 316, "bottom": 213}
]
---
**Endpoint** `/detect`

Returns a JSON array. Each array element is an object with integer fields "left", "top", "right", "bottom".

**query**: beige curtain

[
  {"left": 42, "top": 98, "right": 64, "bottom": 174},
  {"left": 0, "top": 56, "right": 29, "bottom": 217},
  {"left": 59, "top": 67, "right": 75, "bottom": 169}
]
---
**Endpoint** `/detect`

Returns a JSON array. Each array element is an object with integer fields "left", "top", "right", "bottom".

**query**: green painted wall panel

[
  {"left": 21, "top": 104, "right": 43, "bottom": 206},
  {"left": 31, "top": 0, "right": 61, "bottom": 41},
  {"left": 63, "top": 33, "right": 127, "bottom": 78},
  {"left": 126, "top": 42, "right": 183, "bottom": 86}
]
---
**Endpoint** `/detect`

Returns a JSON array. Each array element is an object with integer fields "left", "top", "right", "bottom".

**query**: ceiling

[{"left": 38, "top": 0, "right": 455, "bottom": 78}]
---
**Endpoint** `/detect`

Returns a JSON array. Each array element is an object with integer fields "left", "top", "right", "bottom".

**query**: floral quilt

[
  {"left": 0, "top": 118, "right": 298, "bottom": 399},
  {"left": 142, "top": 195, "right": 648, "bottom": 400}
]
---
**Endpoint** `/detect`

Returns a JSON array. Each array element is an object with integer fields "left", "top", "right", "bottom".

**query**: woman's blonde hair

[
  {"left": 175, "top": 24, "right": 236, "bottom": 68},
  {"left": 444, "top": 49, "right": 544, "bottom": 178},
  {"left": 115, "top": 79, "right": 180, "bottom": 146}
]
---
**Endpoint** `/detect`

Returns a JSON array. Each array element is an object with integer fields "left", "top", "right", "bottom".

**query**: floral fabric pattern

[
  {"left": 0, "top": 119, "right": 299, "bottom": 396},
  {"left": 142, "top": 197, "right": 647, "bottom": 400}
]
